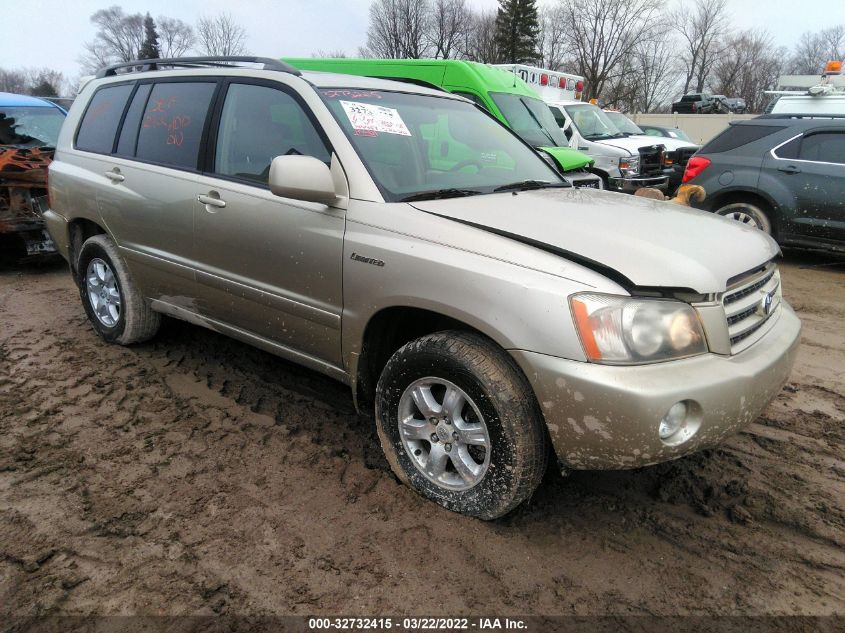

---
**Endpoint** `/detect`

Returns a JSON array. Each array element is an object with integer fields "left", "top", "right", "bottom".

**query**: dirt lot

[{"left": 1, "top": 251, "right": 844, "bottom": 619}]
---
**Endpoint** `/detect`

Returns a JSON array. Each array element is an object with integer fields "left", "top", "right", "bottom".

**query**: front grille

[
  {"left": 722, "top": 263, "right": 781, "bottom": 354},
  {"left": 674, "top": 146, "right": 697, "bottom": 167},
  {"left": 638, "top": 145, "right": 664, "bottom": 176}
]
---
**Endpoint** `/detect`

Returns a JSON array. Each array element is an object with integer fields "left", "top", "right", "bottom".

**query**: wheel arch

[{"left": 67, "top": 218, "right": 108, "bottom": 279}]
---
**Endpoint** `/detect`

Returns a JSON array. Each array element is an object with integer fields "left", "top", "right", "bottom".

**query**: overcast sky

[{"left": 0, "top": 0, "right": 841, "bottom": 87}]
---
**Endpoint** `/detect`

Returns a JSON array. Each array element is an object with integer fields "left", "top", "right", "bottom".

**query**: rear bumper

[
  {"left": 41, "top": 209, "right": 70, "bottom": 260},
  {"left": 608, "top": 174, "right": 669, "bottom": 193},
  {"left": 511, "top": 303, "right": 801, "bottom": 470}
]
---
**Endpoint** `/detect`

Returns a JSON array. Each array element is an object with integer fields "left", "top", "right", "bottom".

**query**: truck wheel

[
  {"left": 76, "top": 235, "right": 161, "bottom": 345},
  {"left": 715, "top": 201, "right": 773, "bottom": 235},
  {"left": 375, "top": 331, "right": 547, "bottom": 520}
]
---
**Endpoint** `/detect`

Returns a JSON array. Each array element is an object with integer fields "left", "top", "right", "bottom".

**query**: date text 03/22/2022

[{"left": 307, "top": 617, "right": 528, "bottom": 630}]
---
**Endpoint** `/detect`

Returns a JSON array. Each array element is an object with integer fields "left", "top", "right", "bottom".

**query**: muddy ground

[{"left": 1, "top": 251, "right": 844, "bottom": 619}]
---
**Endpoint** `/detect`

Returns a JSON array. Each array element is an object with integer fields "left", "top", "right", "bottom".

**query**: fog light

[{"left": 659, "top": 401, "right": 688, "bottom": 439}]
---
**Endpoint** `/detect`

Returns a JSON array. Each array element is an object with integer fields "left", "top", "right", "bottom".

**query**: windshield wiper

[
  {"left": 493, "top": 179, "right": 570, "bottom": 193},
  {"left": 399, "top": 188, "right": 483, "bottom": 202}
]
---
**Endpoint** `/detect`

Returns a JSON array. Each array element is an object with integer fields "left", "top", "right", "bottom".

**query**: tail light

[
  {"left": 682, "top": 156, "right": 711, "bottom": 183},
  {"left": 692, "top": 102, "right": 697, "bottom": 112}
]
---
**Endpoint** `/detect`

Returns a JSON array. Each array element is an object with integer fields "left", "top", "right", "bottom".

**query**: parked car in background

[
  {"left": 603, "top": 111, "right": 700, "bottom": 191},
  {"left": 724, "top": 97, "right": 747, "bottom": 114},
  {"left": 0, "top": 92, "right": 65, "bottom": 262},
  {"left": 45, "top": 56, "right": 801, "bottom": 520},
  {"left": 638, "top": 124, "right": 694, "bottom": 142},
  {"left": 547, "top": 100, "right": 667, "bottom": 192},
  {"left": 683, "top": 115, "right": 845, "bottom": 252},
  {"left": 672, "top": 93, "right": 717, "bottom": 114},
  {"left": 285, "top": 58, "right": 602, "bottom": 189}
]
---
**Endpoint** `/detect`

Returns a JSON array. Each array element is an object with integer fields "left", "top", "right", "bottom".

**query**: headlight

[
  {"left": 618, "top": 156, "right": 639, "bottom": 176},
  {"left": 570, "top": 293, "right": 708, "bottom": 364}
]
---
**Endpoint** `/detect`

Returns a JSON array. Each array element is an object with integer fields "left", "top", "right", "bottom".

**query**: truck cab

[
  {"left": 284, "top": 58, "right": 603, "bottom": 189},
  {"left": 547, "top": 100, "right": 668, "bottom": 192}
]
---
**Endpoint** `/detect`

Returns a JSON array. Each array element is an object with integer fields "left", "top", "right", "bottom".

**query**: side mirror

[{"left": 269, "top": 155, "right": 337, "bottom": 205}]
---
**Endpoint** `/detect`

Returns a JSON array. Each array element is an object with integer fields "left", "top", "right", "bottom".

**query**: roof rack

[
  {"left": 96, "top": 56, "right": 301, "bottom": 78},
  {"left": 757, "top": 113, "right": 845, "bottom": 120}
]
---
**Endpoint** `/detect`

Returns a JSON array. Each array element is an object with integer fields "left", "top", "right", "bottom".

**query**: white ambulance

[
  {"left": 767, "top": 60, "right": 845, "bottom": 115},
  {"left": 494, "top": 64, "right": 585, "bottom": 102}
]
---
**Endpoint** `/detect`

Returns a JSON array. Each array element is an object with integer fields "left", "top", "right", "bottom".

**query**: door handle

[
  {"left": 104, "top": 170, "right": 125, "bottom": 183},
  {"left": 778, "top": 165, "right": 801, "bottom": 175},
  {"left": 197, "top": 193, "right": 226, "bottom": 209}
]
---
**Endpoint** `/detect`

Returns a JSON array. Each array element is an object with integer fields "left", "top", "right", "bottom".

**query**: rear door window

[
  {"left": 213, "top": 82, "right": 331, "bottom": 184},
  {"left": 115, "top": 83, "right": 152, "bottom": 156},
  {"left": 799, "top": 132, "right": 845, "bottom": 165},
  {"left": 75, "top": 84, "right": 134, "bottom": 154},
  {"left": 135, "top": 82, "right": 216, "bottom": 170}
]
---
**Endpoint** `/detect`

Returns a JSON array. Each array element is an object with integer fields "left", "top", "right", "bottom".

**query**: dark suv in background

[{"left": 684, "top": 116, "right": 845, "bottom": 252}]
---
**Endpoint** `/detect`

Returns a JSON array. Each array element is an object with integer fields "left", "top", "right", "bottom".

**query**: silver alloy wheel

[
  {"left": 715, "top": 202, "right": 771, "bottom": 234},
  {"left": 723, "top": 209, "right": 758, "bottom": 227},
  {"left": 398, "top": 377, "right": 491, "bottom": 491},
  {"left": 86, "top": 257, "right": 121, "bottom": 327}
]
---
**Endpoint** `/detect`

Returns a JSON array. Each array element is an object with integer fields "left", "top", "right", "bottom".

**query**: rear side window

[
  {"left": 700, "top": 124, "right": 785, "bottom": 154},
  {"left": 135, "top": 82, "right": 216, "bottom": 170},
  {"left": 213, "top": 83, "right": 330, "bottom": 184},
  {"left": 773, "top": 136, "right": 800, "bottom": 159},
  {"left": 75, "top": 84, "right": 134, "bottom": 153},
  {"left": 115, "top": 83, "right": 152, "bottom": 156},
  {"left": 799, "top": 132, "right": 845, "bottom": 164}
]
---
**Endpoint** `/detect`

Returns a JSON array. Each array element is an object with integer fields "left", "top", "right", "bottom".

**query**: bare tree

[
  {"left": 673, "top": 0, "right": 729, "bottom": 94},
  {"left": 0, "top": 69, "right": 28, "bottom": 94},
  {"left": 537, "top": 3, "right": 569, "bottom": 70},
  {"left": 458, "top": 9, "right": 501, "bottom": 63},
  {"left": 25, "top": 68, "right": 67, "bottom": 97},
  {"left": 157, "top": 16, "right": 194, "bottom": 58},
  {"left": 365, "top": 0, "right": 430, "bottom": 58},
  {"left": 712, "top": 29, "right": 784, "bottom": 113},
  {"left": 632, "top": 36, "right": 679, "bottom": 112},
  {"left": 311, "top": 49, "right": 349, "bottom": 58},
  {"left": 427, "top": 0, "right": 470, "bottom": 59},
  {"left": 561, "top": 0, "right": 663, "bottom": 101},
  {"left": 196, "top": 13, "right": 248, "bottom": 56},
  {"left": 789, "top": 25, "right": 845, "bottom": 74},
  {"left": 81, "top": 6, "right": 145, "bottom": 72}
]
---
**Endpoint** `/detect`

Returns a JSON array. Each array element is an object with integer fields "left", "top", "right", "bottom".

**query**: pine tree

[
  {"left": 139, "top": 13, "right": 161, "bottom": 60},
  {"left": 494, "top": 0, "right": 540, "bottom": 64}
]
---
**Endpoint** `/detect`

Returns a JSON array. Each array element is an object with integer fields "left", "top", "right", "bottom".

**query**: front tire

[
  {"left": 375, "top": 331, "right": 548, "bottom": 520},
  {"left": 76, "top": 235, "right": 161, "bottom": 344},
  {"left": 714, "top": 201, "right": 773, "bottom": 235}
]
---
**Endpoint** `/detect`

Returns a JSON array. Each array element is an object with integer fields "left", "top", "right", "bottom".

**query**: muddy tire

[
  {"left": 715, "top": 201, "right": 773, "bottom": 235},
  {"left": 375, "top": 331, "right": 547, "bottom": 520},
  {"left": 76, "top": 235, "right": 160, "bottom": 345}
]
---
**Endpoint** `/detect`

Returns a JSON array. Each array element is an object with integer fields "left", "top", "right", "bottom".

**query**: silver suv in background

[{"left": 44, "top": 57, "right": 801, "bottom": 519}]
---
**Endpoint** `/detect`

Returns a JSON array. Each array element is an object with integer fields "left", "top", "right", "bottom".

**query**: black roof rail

[
  {"left": 756, "top": 113, "right": 845, "bottom": 120},
  {"left": 95, "top": 56, "right": 301, "bottom": 78}
]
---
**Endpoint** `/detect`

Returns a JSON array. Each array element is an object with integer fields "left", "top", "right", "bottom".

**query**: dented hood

[{"left": 410, "top": 188, "right": 780, "bottom": 294}]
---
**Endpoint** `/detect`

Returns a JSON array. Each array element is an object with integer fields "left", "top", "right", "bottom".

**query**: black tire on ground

[
  {"left": 76, "top": 235, "right": 161, "bottom": 345},
  {"left": 715, "top": 200, "right": 774, "bottom": 235},
  {"left": 375, "top": 331, "right": 548, "bottom": 520}
]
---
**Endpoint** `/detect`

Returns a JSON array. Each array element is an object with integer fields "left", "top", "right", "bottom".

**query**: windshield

[
  {"left": 604, "top": 111, "right": 644, "bottom": 135},
  {"left": 0, "top": 106, "right": 65, "bottom": 148},
  {"left": 489, "top": 92, "right": 569, "bottom": 148},
  {"left": 564, "top": 104, "right": 623, "bottom": 140},
  {"left": 320, "top": 89, "right": 563, "bottom": 201}
]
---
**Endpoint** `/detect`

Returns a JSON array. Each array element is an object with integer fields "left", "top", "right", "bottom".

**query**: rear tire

[
  {"left": 714, "top": 201, "right": 773, "bottom": 235},
  {"left": 76, "top": 235, "right": 160, "bottom": 345},
  {"left": 375, "top": 331, "right": 548, "bottom": 520}
]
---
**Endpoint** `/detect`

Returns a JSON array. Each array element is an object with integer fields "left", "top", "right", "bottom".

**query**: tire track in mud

[{"left": 2, "top": 256, "right": 845, "bottom": 616}]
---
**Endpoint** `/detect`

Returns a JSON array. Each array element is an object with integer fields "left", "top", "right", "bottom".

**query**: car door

[
  {"left": 192, "top": 79, "right": 345, "bottom": 367},
  {"left": 92, "top": 79, "right": 218, "bottom": 299},
  {"left": 771, "top": 129, "right": 845, "bottom": 245}
]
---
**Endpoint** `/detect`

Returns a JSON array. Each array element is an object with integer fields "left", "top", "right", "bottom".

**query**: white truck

[
  {"left": 767, "top": 60, "right": 845, "bottom": 115},
  {"left": 494, "top": 64, "right": 585, "bottom": 102},
  {"left": 547, "top": 100, "right": 669, "bottom": 193}
]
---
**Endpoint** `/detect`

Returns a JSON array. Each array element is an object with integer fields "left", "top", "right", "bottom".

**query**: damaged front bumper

[
  {"left": 511, "top": 302, "right": 801, "bottom": 470},
  {"left": 1, "top": 146, "right": 57, "bottom": 259}
]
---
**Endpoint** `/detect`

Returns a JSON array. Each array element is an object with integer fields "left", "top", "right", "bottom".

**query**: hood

[
  {"left": 593, "top": 136, "right": 666, "bottom": 155},
  {"left": 627, "top": 134, "right": 698, "bottom": 151},
  {"left": 538, "top": 146, "right": 593, "bottom": 171},
  {"left": 409, "top": 188, "right": 779, "bottom": 294}
]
